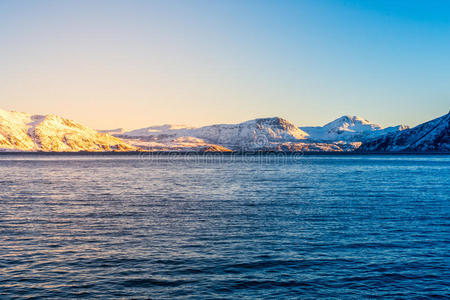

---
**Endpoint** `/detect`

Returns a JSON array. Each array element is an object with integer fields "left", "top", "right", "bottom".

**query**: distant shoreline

[{"left": 0, "top": 151, "right": 448, "bottom": 156}]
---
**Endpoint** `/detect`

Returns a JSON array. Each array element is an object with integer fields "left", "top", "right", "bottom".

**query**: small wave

[{"left": 121, "top": 278, "right": 197, "bottom": 288}]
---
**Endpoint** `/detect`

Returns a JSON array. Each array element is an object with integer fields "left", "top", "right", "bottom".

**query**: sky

[{"left": 0, "top": 0, "right": 449, "bottom": 129}]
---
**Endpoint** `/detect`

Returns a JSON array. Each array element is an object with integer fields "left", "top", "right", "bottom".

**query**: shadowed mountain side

[{"left": 358, "top": 112, "right": 450, "bottom": 152}]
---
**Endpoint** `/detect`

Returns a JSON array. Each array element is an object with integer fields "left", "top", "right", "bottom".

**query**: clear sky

[{"left": 0, "top": 0, "right": 449, "bottom": 129}]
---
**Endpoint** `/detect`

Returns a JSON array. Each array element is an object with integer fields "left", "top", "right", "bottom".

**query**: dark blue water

[{"left": 0, "top": 154, "right": 449, "bottom": 299}]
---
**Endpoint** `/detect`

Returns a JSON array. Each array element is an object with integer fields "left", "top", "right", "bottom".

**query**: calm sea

[{"left": 0, "top": 154, "right": 449, "bottom": 299}]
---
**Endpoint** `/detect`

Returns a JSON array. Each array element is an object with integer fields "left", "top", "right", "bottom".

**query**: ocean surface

[{"left": 0, "top": 154, "right": 449, "bottom": 299}]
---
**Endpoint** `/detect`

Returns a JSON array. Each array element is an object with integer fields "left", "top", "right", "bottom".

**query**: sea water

[{"left": 0, "top": 154, "right": 449, "bottom": 298}]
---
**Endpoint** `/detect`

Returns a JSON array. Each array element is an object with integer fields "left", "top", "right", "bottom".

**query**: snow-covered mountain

[
  {"left": 112, "top": 117, "right": 310, "bottom": 150},
  {"left": 359, "top": 112, "right": 450, "bottom": 152},
  {"left": 0, "top": 109, "right": 137, "bottom": 152},
  {"left": 191, "top": 117, "right": 309, "bottom": 148},
  {"left": 300, "top": 115, "right": 408, "bottom": 142}
]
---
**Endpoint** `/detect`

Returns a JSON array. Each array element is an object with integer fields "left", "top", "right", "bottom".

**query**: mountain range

[
  {"left": 0, "top": 108, "right": 448, "bottom": 152},
  {"left": 100, "top": 115, "right": 411, "bottom": 152}
]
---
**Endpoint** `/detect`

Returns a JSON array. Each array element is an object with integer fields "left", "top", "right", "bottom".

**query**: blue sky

[{"left": 0, "top": 0, "right": 449, "bottom": 128}]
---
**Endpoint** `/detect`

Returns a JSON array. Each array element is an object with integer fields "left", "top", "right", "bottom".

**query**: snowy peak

[
  {"left": 248, "top": 117, "right": 308, "bottom": 137},
  {"left": 0, "top": 109, "right": 137, "bottom": 152},
  {"left": 245, "top": 117, "right": 298, "bottom": 129},
  {"left": 323, "top": 115, "right": 381, "bottom": 133},
  {"left": 192, "top": 117, "right": 309, "bottom": 148},
  {"left": 301, "top": 115, "right": 407, "bottom": 141}
]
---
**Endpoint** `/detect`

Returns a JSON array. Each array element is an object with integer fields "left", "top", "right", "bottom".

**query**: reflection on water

[{"left": 0, "top": 154, "right": 449, "bottom": 298}]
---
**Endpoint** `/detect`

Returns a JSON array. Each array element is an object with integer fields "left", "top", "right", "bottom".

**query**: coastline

[{"left": 0, "top": 150, "right": 448, "bottom": 156}]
